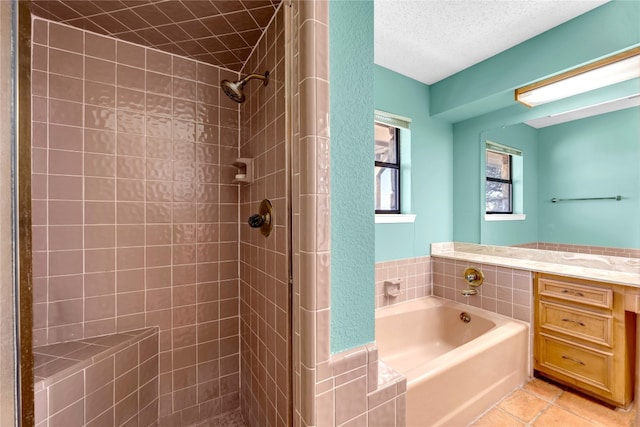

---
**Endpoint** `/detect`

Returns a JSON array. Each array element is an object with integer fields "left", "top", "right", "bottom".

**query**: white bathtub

[{"left": 376, "top": 297, "right": 529, "bottom": 427}]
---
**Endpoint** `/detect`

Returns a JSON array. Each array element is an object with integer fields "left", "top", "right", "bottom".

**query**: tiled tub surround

[
  {"left": 238, "top": 5, "right": 290, "bottom": 427},
  {"left": 432, "top": 258, "right": 533, "bottom": 323},
  {"left": 34, "top": 328, "right": 159, "bottom": 427},
  {"left": 31, "top": 18, "right": 242, "bottom": 426},
  {"left": 431, "top": 253, "right": 534, "bottom": 377},
  {"left": 375, "top": 256, "right": 431, "bottom": 308}
]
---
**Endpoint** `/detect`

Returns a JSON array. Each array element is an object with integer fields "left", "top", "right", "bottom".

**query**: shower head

[{"left": 221, "top": 71, "right": 270, "bottom": 103}]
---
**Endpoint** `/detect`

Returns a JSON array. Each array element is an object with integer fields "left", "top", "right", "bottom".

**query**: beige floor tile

[
  {"left": 532, "top": 405, "right": 596, "bottom": 427},
  {"left": 555, "top": 390, "right": 635, "bottom": 427},
  {"left": 498, "top": 389, "right": 550, "bottom": 422},
  {"left": 471, "top": 407, "right": 524, "bottom": 427},
  {"left": 522, "top": 378, "right": 563, "bottom": 402}
]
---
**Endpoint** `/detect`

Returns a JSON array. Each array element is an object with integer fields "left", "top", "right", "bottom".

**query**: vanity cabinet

[{"left": 534, "top": 273, "right": 636, "bottom": 407}]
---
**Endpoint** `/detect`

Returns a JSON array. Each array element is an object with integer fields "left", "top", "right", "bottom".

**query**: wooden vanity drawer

[
  {"left": 538, "top": 278, "right": 612, "bottom": 309},
  {"left": 539, "top": 301, "right": 613, "bottom": 347},
  {"left": 538, "top": 334, "right": 612, "bottom": 393}
]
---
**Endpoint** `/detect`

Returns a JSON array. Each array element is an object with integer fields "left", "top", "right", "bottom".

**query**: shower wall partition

[{"left": 237, "top": 6, "right": 290, "bottom": 427}]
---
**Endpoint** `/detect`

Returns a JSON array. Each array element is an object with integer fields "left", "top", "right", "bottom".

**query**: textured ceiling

[
  {"left": 31, "top": 0, "right": 282, "bottom": 71},
  {"left": 375, "top": 0, "right": 609, "bottom": 85}
]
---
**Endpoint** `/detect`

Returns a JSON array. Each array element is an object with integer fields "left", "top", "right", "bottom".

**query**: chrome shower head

[{"left": 221, "top": 71, "right": 270, "bottom": 103}]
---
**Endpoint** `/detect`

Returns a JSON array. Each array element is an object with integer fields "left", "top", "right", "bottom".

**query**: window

[
  {"left": 485, "top": 140, "right": 524, "bottom": 218},
  {"left": 486, "top": 150, "right": 513, "bottom": 213},
  {"left": 375, "top": 122, "right": 400, "bottom": 213}
]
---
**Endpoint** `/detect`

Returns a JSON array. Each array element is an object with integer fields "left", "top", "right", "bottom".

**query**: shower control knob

[
  {"left": 248, "top": 199, "right": 273, "bottom": 237},
  {"left": 248, "top": 214, "right": 265, "bottom": 228}
]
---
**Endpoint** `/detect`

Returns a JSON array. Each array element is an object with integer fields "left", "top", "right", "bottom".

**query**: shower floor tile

[
  {"left": 470, "top": 376, "right": 636, "bottom": 427},
  {"left": 196, "top": 409, "right": 246, "bottom": 427},
  {"left": 218, "top": 410, "right": 246, "bottom": 427}
]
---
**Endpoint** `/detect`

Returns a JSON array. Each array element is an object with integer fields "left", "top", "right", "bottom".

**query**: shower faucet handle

[
  {"left": 248, "top": 214, "right": 265, "bottom": 228},
  {"left": 463, "top": 267, "right": 484, "bottom": 287},
  {"left": 247, "top": 199, "right": 274, "bottom": 237}
]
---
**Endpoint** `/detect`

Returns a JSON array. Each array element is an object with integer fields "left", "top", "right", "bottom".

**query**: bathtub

[{"left": 376, "top": 297, "right": 529, "bottom": 427}]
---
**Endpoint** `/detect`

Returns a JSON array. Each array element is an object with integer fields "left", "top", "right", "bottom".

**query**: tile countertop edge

[{"left": 431, "top": 247, "right": 640, "bottom": 288}]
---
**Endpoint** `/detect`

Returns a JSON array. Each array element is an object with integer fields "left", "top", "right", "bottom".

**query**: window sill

[
  {"left": 484, "top": 214, "right": 526, "bottom": 222},
  {"left": 375, "top": 214, "right": 416, "bottom": 224}
]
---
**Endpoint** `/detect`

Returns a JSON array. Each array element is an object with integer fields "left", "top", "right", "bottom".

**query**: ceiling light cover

[{"left": 515, "top": 47, "right": 640, "bottom": 107}]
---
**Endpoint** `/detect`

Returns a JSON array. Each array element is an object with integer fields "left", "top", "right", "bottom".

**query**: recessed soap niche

[{"left": 233, "top": 158, "right": 253, "bottom": 184}]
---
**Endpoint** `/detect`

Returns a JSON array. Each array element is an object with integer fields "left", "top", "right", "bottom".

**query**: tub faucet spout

[{"left": 461, "top": 288, "right": 477, "bottom": 296}]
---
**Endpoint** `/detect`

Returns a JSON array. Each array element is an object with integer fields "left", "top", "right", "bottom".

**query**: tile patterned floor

[
  {"left": 471, "top": 376, "right": 636, "bottom": 427},
  {"left": 194, "top": 409, "right": 246, "bottom": 427}
]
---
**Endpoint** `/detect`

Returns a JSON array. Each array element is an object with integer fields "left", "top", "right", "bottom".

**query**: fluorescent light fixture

[
  {"left": 525, "top": 94, "right": 640, "bottom": 128},
  {"left": 515, "top": 47, "right": 640, "bottom": 107}
]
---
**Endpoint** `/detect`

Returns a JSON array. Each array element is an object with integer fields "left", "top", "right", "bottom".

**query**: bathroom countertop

[{"left": 431, "top": 242, "right": 640, "bottom": 288}]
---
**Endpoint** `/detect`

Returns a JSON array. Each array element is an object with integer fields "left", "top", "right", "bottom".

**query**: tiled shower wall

[
  {"left": 31, "top": 18, "right": 242, "bottom": 425},
  {"left": 238, "top": 6, "right": 290, "bottom": 427}
]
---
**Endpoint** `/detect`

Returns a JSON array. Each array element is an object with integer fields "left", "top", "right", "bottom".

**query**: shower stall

[{"left": 26, "top": 1, "right": 294, "bottom": 426}]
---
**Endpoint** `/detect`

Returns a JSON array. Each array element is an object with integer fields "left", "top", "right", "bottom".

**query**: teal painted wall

[
  {"left": 451, "top": 0, "right": 640, "bottom": 245},
  {"left": 374, "top": 66, "right": 453, "bottom": 262},
  {"left": 538, "top": 107, "right": 640, "bottom": 247},
  {"left": 480, "top": 124, "right": 539, "bottom": 246},
  {"left": 330, "top": 0, "right": 375, "bottom": 354},
  {"left": 452, "top": 81, "right": 640, "bottom": 245},
  {"left": 430, "top": 0, "right": 640, "bottom": 122}
]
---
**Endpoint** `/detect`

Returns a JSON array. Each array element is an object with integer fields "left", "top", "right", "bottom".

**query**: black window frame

[
  {"left": 375, "top": 123, "right": 401, "bottom": 214},
  {"left": 485, "top": 150, "right": 513, "bottom": 214}
]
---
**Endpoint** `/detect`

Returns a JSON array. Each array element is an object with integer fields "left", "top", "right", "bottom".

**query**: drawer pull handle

[
  {"left": 561, "top": 318, "right": 586, "bottom": 327},
  {"left": 562, "top": 355, "right": 585, "bottom": 365},
  {"left": 561, "top": 289, "right": 584, "bottom": 297}
]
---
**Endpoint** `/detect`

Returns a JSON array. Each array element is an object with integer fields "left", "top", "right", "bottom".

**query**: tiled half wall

[
  {"left": 31, "top": 18, "right": 242, "bottom": 425},
  {"left": 290, "top": 2, "right": 407, "bottom": 426}
]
